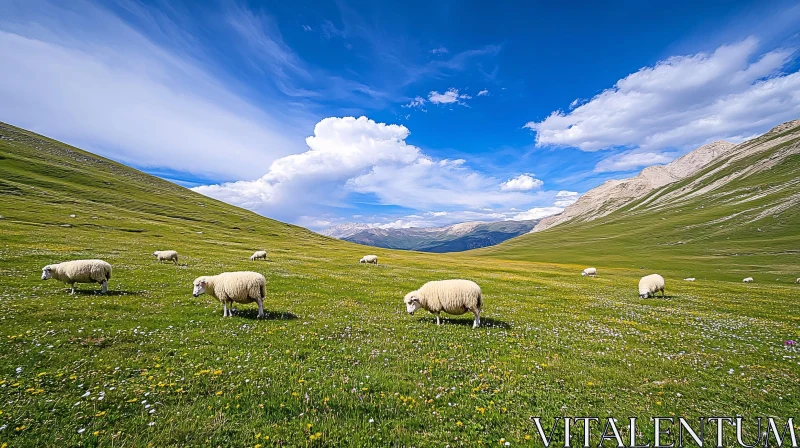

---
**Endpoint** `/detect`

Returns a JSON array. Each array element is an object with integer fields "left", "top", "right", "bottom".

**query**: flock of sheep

[{"left": 40, "top": 254, "right": 798, "bottom": 329}]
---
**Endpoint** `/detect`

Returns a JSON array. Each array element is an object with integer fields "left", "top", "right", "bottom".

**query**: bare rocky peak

[{"left": 533, "top": 140, "right": 735, "bottom": 232}]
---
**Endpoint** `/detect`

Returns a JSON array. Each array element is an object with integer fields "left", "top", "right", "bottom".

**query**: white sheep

[
  {"left": 249, "top": 250, "right": 267, "bottom": 261},
  {"left": 360, "top": 255, "right": 378, "bottom": 264},
  {"left": 581, "top": 267, "right": 597, "bottom": 277},
  {"left": 192, "top": 271, "right": 266, "bottom": 318},
  {"left": 796, "top": 278, "right": 800, "bottom": 284},
  {"left": 638, "top": 274, "right": 665, "bottom": 298},
  {"left": 152, "top": 250, "right": 179, "bottom": 265},
  {"left": 41, "top": 259, "right": 112, "bottom": 294},
  {"left": 743, "top": 277, "right": 754, "bottom": 283},
  {"left": 684, "top": 277, "right": 696, "bottom": 282},
  {"left": 404, "top": 279, "right": 483, "bottom": 328}
]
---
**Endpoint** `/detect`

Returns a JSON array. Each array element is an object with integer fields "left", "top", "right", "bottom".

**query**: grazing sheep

[
  {"left": 360, "top": 255, "right": 378, "bottom": 264},
  {"left": 684, "top": 277, "right": 696, "bottom": 282},
  {"left": 796, "top": 278, "right": 800, "bottom": 284},
  {"left": 152, "top": 250, "right": 179, "bottom": 265},
  {"left": 404, "top": 279, "right": 482, "bottom": 328},
  {"left": 638, "top": 274, "right": 665, "bottom": 298},
  {"left": 581, "top": 267, "right": 597, "bottom": 277},
  {"left": 743, "top": 277, "right": 754, "bottom": 283},
  {"left": 249, "top": 250, "right": 267, "bottom": 261},
  {"left": 41, "top": 259, "right": 112, "bottom": 294},
  {"left": 192, "top": 271, "right": 266, "bottom": 318}
]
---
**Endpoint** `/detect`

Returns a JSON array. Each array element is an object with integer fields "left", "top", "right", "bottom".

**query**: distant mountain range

[{"left": 320, "top": 220, "right": 540, "bottom": 252}]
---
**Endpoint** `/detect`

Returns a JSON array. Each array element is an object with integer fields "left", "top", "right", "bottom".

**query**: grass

[{"left": 1, "top": 121, "right": 799, "bottom": 446}]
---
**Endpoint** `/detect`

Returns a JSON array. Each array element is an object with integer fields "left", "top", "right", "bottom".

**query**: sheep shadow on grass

[
  {"left": 417, "top": 316, "right": 511, "bottom": 329},
  {"left": 233, "top": 309, "right": 299, "bottom": 320},
  {"left": 72, "top": 290, "right": 139, "bottom": 296}
]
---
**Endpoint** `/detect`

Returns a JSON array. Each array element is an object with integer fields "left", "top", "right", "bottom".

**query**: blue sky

[{"left": 2, "top": 0, "right": 800, "bottom": 230}]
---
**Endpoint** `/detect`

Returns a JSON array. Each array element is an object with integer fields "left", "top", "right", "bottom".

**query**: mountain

[
  {"left": 479, "top": 119, "right": 800, "bottom": 279},
  {"left": 533, "top": 140, "right": 736, "bottom": 232},
  {"left": 321, "top": 220, "right": 539, "bottom": 252}
]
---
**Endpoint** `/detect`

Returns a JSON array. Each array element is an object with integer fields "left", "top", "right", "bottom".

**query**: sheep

[
  {"left": 360, "top": 255, "right": 378, "bottom": 264},
  {"left": 796, "top": 278, "right": 800, "bottom": 284},
  {"left": 638, "top": 274, "right": 665, "bottom": 298},
  {"left": 581, "top": 267, "right": 597, "bottom": 277},
  {"left": 41, "top": 259, "right": 112, "bottom": 294},
  {"left": 404, "top": 279, "right": 483, "bottom": 328},
  {"left": 192, "top": 271, "right": 266, "bottom": 318},
  {"left": 249, "top": 250, "right": 267, "bottom": 261},
  {"left": 743, "top": 277, "right": 754, "bottom": 283},
  {"left": 152, "top": 250, "right": 179, "bottom": 265},
  {"left": 684, "top": 277, "right": 696, "bottom": 282}
]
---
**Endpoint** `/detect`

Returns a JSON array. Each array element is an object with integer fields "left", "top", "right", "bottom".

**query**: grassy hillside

[
  {"left": 477, "top": 123, "right": 800, "bottom": 282},
  {"left": 1, "top": 122, "right": 799, "bottom": 446}
]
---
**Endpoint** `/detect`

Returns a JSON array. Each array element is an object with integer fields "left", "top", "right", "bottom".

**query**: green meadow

[{"left": 1, "top": 121, "right": 798, "bottom": 446}]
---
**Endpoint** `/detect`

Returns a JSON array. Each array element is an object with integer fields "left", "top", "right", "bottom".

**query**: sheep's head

[
  {"left": 41, "top": 266, "right": 53, "bottom": 280},
  {"left": 152, "top": 251, "right": 159, "bottom": 256},
  {"left": 359, "top": 258, "right": 365, "bottom": 263},
  {"left": 192, "top": 277, "right": 208, "bottom": 297},
  {"left": 404, "top": 291, "right": 421, "bottom": 315},
  {"left": 639, "top": 290, "right": 649, "bottom": 299},
  {"left": 581, "top": 272, "right": 587, "bottom": 276}
]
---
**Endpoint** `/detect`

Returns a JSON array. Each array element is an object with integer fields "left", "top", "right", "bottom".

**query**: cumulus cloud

[
  {"left": 510, "top": 207, "right": 564, "bottom": 221},
  {"left": 477, "top": 89, "right": 489, "bottom": 96},
  {"left": 500, "top": 174, "right": 544, "bottom": 191},
  {"left": 526, "top": 38, "right": 800, "bottom": 156},
  {"left": 593, "top": 151, "right": 675, "bottom": 173},
  {"left": 553, "top": 190, "right": 580, "bottom": 207},
  {"left": 428, "top": 88, "right": 471, "bottom": 105},
  {"left": 403, "top": 96, "right": 426, "bottom": 109},
  {"left": 193, "top": 116, "right": 542, "bottom": 222}
]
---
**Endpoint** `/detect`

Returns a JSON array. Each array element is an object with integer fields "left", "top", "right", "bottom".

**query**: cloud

[
  {"left": 553, "top": 190, "right": 579, "bottom": 207},
  {"left": 526, "top": 38, "right": 800, "bottom": 153},
  {"left": 510, "top": 207, "right": 564, "bottom": 221},
  {"left": 193, "top": 116, "right": 546, "bottom": 222},
  {"left": 302, "top": 24, "right": 312, "bottom": 32},
  {"left": 430, "top": 46, "right": 448, "bottom": 55},
  {"left": 500, "top": 174, "right": 543, "bottom": 191},
  {"left": 428, "top": 88, "right": 471, "bottom": 105},
  {"left": 0, "top": 0, "right": 303, "bottom": 181},
  {"left": 593, "top": 151, "right": 675, "bottom": 173},
  {"left": 320, "top": 20, "right": 346, "bottom": 39},
  {"left": 402, "top": 96, "right": 426, "bottom": 109},
  {"left": 477, "top": 89, "right": 489, "bottom": 96}
]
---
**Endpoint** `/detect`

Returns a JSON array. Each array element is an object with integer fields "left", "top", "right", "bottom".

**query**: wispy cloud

[
  {"left": 430, "top": 46, "right": 448, "bottom": 55},
  {"left": 477, "top": 89, "right": 489, "bottom": 96},
  {"left": 0, "top": 0, "right": 304, "bottom": 181}
]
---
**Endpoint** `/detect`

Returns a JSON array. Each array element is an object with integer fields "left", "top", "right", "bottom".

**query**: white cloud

[
  {"left": 554, "top": 190, "right": 580, "bottom": 207},
  {"left": 500, "top": 174, "right": 544, "bottom": 191},
  {"left": 0, "top": 0, "right": 304, "bottom": 181},
  {"left": 430, "top": 46, "right": 448, "bottom": 55},
  {"left": 477, "top": 89, "right": 489, "bottom": 96},
  {"left": 593, "top": 151, "right": 675, "bottom": 173},
  {"left": 403, "top": 96, "right": 426, "bottom": 109},
  {"left": 526, "top": 38, "right": 800, "bottom": 154},
  {"left": 302, "top": 25, "right": 312, "bottom": 32},
  {"left": 510, "top": 207, "right": 564, "bottom": 221},
  {"left": 193, "top": 116, "right": 547, "bottom": 223},
  {"left": 428, "top": 88, "right": 471, "bottom": 105}
]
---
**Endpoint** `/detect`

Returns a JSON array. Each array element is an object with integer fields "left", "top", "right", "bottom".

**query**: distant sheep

[
  {"left": 581, "top": 267, "right": 597, "bottom": 277},
  {"left": 152, "top": 250, "right": 178, "bottom": 265},
  {"left": 192, "top": 271, "right": 266, "bottom": 318},
  {"left": 638, "top": 274, "right": 665, "bottom": 298},
  {"left": 684, "top": 277, "right": 696, "bottom": 282},
  {"left": 796, "top": 278, "right": 800, "bottom": 284},
  {"left": 360, "top": 255, "right": 378, "bottom": 264},
  {"left": 42, "top": 259, "right": 112, "bottom": 294},
  {"left": 250, "top": 250, "right": 267, "bottom": 261},
  {"left": 743, "top": 277, "right": 754, "bottom": 283},
  {"left": 404, "top": 279, "right": 482, "bottom": 328}
]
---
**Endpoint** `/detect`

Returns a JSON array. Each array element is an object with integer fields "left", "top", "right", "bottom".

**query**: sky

[{"left": 1, "top": 0, "right": 800, "bottom": 231}]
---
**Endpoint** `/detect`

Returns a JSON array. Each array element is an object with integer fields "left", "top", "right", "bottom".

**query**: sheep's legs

[
  {"left": 257, "top": 298, "right": 264, "bottom": 319},
  {"left": 222, "top": 301, "right": 228, "bottom": 317},
  {"left": 69, "top": 284, "right": 76, "bottom": 295},
  {"left": 100, "top": 280, "right": 108, "bottom": 294},
  {"left": 661, "top": 289, "right": 665, "bottom": 298},
  {"left": 473, "top": 309, "right": 481, "bottom": 329},
  {"left": 434, "top": 313, "right": 441, "bottom": 325}
]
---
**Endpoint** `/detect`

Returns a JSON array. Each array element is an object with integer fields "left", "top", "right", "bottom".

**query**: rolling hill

[
  {"left": 1, "top": 120, "right": 798, "bottom": 446},
  {"left": 478, "top": 119, "right": 800, "bottom": 281},
  {"left": 321, "top": 219, "right": 539, "bottom": 252}
]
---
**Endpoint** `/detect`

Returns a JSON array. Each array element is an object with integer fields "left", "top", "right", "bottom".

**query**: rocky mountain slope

[
  {"left": 533, "top": 140, "right": 737, "bottom": 232},
  {"left": 321, "top": 220, "right": 539, "bottom": 252}
]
